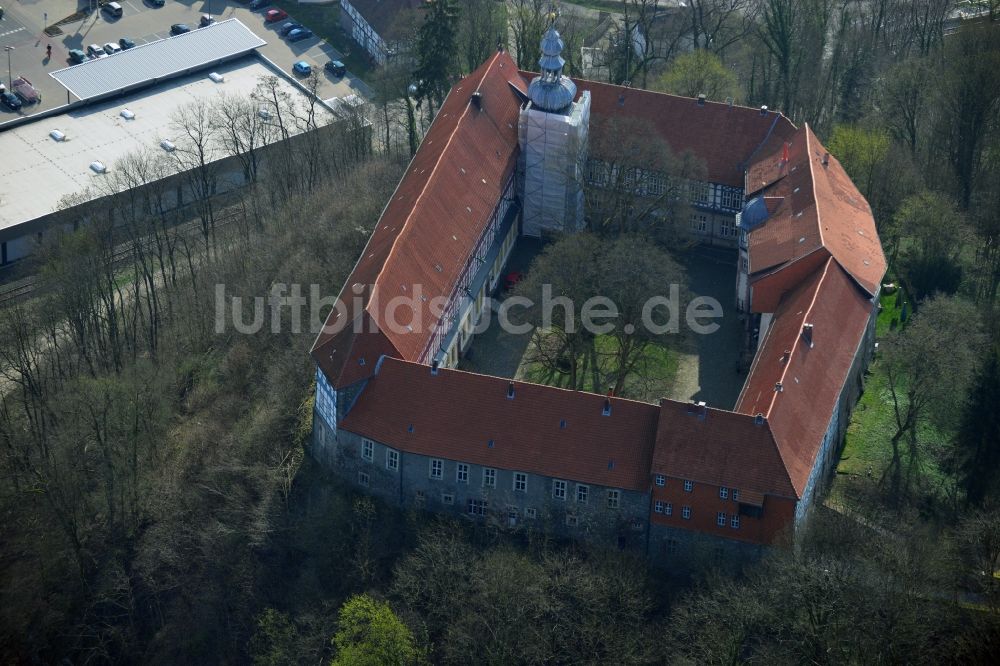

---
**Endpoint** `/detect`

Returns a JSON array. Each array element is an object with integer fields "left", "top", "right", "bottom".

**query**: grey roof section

[
  {"left": 529, "top": 25, "right": 576, "bottom": 113},
  {"left": 50, "top": 19, "right": 266, "bottom": 102}
]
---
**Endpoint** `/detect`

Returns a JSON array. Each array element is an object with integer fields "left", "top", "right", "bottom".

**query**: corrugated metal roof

[{"left": 49, "top": 19, "right": 266, "bottom": 101}]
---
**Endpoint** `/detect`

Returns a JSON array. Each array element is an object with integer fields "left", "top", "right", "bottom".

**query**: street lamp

[{"left": 4, "top": 46, "right": 13, "bottom": 90}]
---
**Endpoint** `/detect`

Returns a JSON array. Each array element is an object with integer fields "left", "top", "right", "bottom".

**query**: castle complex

[{"left": 308, "top": 26, "right": 886, "bottom": 560}]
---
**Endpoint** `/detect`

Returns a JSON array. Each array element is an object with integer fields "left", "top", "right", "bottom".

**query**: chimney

[
  {"left": 780, "top": 349, "right": 791, "bottom": 364},
  {"left": 697, "top": 93, "right": 706, "bottom": 106},
  {"left": 754, "top": 413, "right": 765, "bottom": 426},
  {"left": 431, "top": 359, "right": 440, "bottom": 375},
  {"left": 775, "top": 382, "right": 783, "bottom": 392},
  {"left": 697, "top": 400, "right": 707, "bottom": 419},
  {"left": 507, "top": 381, "right": 515, "bottom": 399},
  {"left": 602, "top": 398, "right": 612, "bottom": 416},
  {"left": 760, "top": 105, "right": 768, "bottom": 116},
  {"left": 618, "top": 93, "right": 625, "bottom": 107},
  {"left": 822, "top": 152, "right": 830, "bottom": 167},
  {"left": 470, "top": 91, "right": 483, "bottom": 110},
  {"left": 802, "top": 323, "right": 814, "bottom": 347}
]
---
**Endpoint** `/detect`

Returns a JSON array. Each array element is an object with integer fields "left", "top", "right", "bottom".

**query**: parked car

[
  {"left": 103, "top": 1, "right": 123, "bottom": 18},
  {"left": 119, "top": 37, "right": 136, "bottom": 50},
  {"left": 87, "top": 44, "right": 108, "bottom": 58},
  {"left": 325, "top": 60, "right": 346, "bottom": 77},
  {"left": 292, "top": 60, "right": 311, "bottom": 76},
  {"left": 265, "top": 9, "right": 288, "bottom": 22},
  {"left": 280, "top": 22, "right": 302, "bottom": 36},
  {"left": 12, "top": 77, "right": 41, "bottom": 104},
  {"left": 103, "top": 42, "right": 122, "bottom": 55},
  {"left": 287, "top": 28, "right": 313, "bottom": 42},
  {"left": 504, "top": 271, "right": 525, "bottom": 291},
  {"left": 1, "top": 91, "right": 23, "bottom": 111},
  {"left": 170, "top": 23, "right": 191, "bottom": 35},
  {"left": 68, "top": 48, "right": 89, "bottom": 64},
  {"left": 146, "top": 0, "right": 165, "bottom": 6},
  {"left": 199, "top": 14, "right": 215, "bottom": 27},
  {"left": 249, "top": 0, "right": 268, "bottom": 9}
]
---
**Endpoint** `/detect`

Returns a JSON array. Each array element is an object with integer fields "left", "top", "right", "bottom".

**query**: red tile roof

[
  {"left": 566, "top": 77, "right": 798, "bottom": 187},
  {"left": 311, "top": 52, "right": 528, "bottom": 386},
  {"left": 736, "top": 257, "right": 873, "bottom": 496},
  {"left": 652, "top": 400, "right": 796, "bottom": 499},
  {"left": 746, "top": 125, "right": 886, "bottom": 297},
  {"left": 340, "top": 357, "right": 661, "bottom": 491},
  {"left": 313, "top": 58, "right": 884, "bottom": 527}
]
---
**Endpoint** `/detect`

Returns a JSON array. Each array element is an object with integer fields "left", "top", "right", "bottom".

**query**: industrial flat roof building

[
  {"left": 50, "top": 19, "right": 267, "bottom": 102},
  {"left": 0, "top": 22, "right": 338, "bottom": 266}
]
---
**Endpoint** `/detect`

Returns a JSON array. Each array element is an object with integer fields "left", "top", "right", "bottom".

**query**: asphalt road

[{"left": 0, "top": 0, "right": 369, "bottom": 122}]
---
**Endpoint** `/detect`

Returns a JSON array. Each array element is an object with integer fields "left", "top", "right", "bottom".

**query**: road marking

[
  {"left": 0, "top": 27, "right": 26, "bottom": 39},
  {"left": 125, "top": 1, "right": 142, "bottom": 13}
]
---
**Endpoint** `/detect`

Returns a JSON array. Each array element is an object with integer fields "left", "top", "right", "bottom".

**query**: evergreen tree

[
  {"left": 413, "top": 0, "right": 460, "bottom": 115},
  {"left": 957, "top": 347, "right": 1000, "bottom": 506}
]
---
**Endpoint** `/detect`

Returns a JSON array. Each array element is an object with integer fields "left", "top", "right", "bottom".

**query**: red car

[
  {"left": 504, "top": 271, "right": 525, "bottom": 291},
  {"left": 265, "top": 8, "right": 288, "bottom": 22}
]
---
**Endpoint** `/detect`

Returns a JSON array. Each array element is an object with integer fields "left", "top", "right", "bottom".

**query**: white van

[{"left": 103, "top": 2, "right": 124, "bottom": 18}]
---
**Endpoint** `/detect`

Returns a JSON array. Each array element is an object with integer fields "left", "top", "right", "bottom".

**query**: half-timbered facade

[
  {"left": 339, "top": 0, "right": 424, "bottom": 65},
  {"left": 309, "top": 29, "right": 886, "bottom": 561}
]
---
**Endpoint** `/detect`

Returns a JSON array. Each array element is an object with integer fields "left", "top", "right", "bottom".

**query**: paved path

[{"left": 665, "top": 247, "right": 746, "bottom": 410}]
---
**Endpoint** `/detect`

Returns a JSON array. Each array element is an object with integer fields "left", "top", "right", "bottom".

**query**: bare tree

[{"left": 169, "top": 99, "right": 222, "bottom": 256}]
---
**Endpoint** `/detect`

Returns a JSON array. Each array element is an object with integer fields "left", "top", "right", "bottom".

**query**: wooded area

[{"left": 2, "top": 1, "right": 1000, "bottom": 662}]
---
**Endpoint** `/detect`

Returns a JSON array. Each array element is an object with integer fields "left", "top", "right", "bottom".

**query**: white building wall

[{"left": 518, "top": 92, "right": 590, "bottom": 237}]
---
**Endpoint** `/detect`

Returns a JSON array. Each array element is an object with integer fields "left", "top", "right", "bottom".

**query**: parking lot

[{"left": 0, "top": 0, "right": 369, "bottom": 120}]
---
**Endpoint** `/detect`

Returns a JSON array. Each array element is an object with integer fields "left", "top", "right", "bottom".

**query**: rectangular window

[
  {"left": 525, "top": 507, "right": 537, "bottom": 519},
  {"left": 720, "top": 187, "right": 744, "bottom": 210},
  {"left": 553, "top": 479, "right": 567, "bottom": 500},
  {"left": 467, "top": 498, "right": 487, "bottom": 516},
  {"left": 358, "top": 471, "right": 369, "bottom": 486},
  {"left": 654, "top": 500, "right": 664, "bottom": 514},
  {"left": 386, "top": 449, "right": 399, "bottom": 471},
  {"left": 666, "top": 539, "right": 678, "bottom": 555},
  {"left": 654, "top": 474, "right": 666, "bottom": 487},
  {"left": 682, "top": 506, "right": 691, "bottom": 520},
  {"left": 429, "top": 458, "right": 443, "bottom": 480},
  {"left": 689, "top": 214, "right": 708, "bottom": 233},
  {"left": 690, "top": 181, "right": 710, "bottom": 204},
  {"left": 607, "top": 489, "right": 620, "bottom": 509},
  {"left": 665, "top": 502, "right": 673, "bottom": 516},
  {"left": 483, "top": 467, "right": 496, "bottom": 487},
  {"left": 647, "top": 171, "right": 666, "bottom": 196},
  {"left": 361, "top": 439, "right": 373, "bottom": 462},
  {"left": 565, "top": 514, "right": 578, "bottom": 527},
  {"left": 731, "top": 514, "right": 740, "bottom": 529},
  {"left": 415, "top": 490, "right": 425, "bottom": 504},
  {"left": 717, "top": 511, "right": 727, "bottom": 527},
  {"left": 720, "top": 220, "right": 736, "bottom": 237},
  {"left": 576, "top": 484, "right": 589, "bottom": 504},
  {"left": 684, "top": 480, "right": 693, "bottom": 492},
  {"left": 719, "top": 486, "right": 729, "bottom": 499},
  {"left": 457, "top": 463, "right": 469, "bottom": 484},
  {"left": 442, "top": 493, "right": 454, "bottom": 505},
  {"left": 513, "top": 472, "right": 527, "bottom": 492},
  {"left": 733, "top": 489, "right": 740, "bottom": 502},
  {"left": 588, "top": 159, "right": 608, "bottom": 186}
]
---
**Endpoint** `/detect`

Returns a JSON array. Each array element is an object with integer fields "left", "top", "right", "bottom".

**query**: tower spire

[{"left": 527, "top": 13, "right": 577, "bottom": 113}]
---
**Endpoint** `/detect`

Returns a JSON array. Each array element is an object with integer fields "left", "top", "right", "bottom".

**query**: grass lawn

[
  {"left": 831, "top": 284, "right": 952, "bottom": 508},
  {"left": 272, "top": 1, "right": 375, "bottom": 79},
  {"left": 517, "top": 333, "right": 679, "bottom": 402}
]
